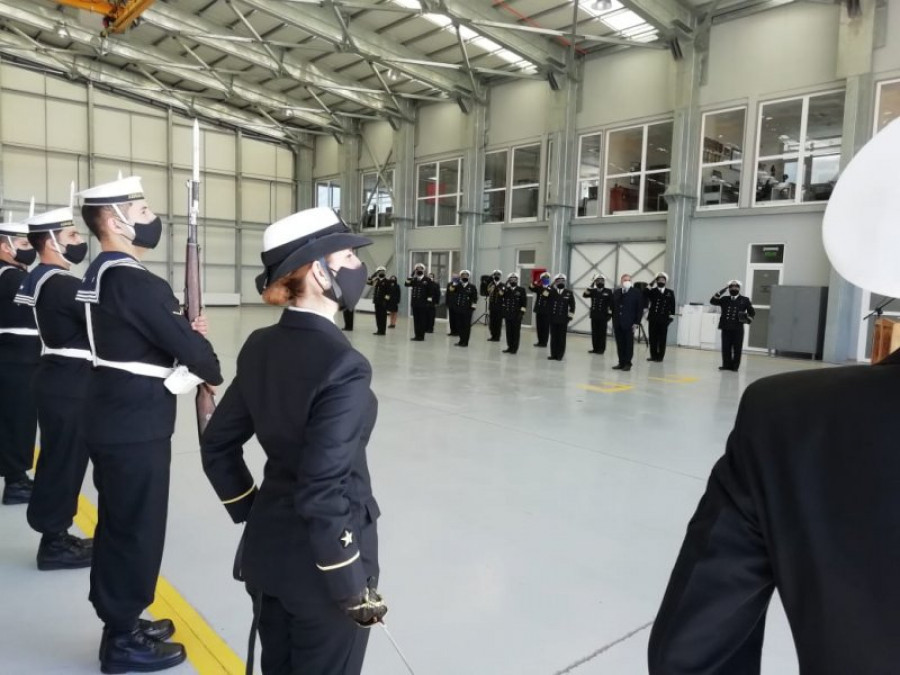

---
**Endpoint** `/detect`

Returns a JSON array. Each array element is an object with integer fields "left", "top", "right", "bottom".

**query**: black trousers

[
  {"left": 0, "top": 363, "right": 37, "bottom": 480},
  {"left": 614, "top": 323, "right": 635, "bottom": 367},
  {"left": 411, "top": 306, "right": 428, "bottom": 340},
  {"left": 28, "top": 393, "right": 89, "bottom": 535},
  {"left": 534, "top": 313, "right": 550, "bottom": 346},
  {"left": 455, "top": 310, "right": 473, "bottom": 346},
  {"left": 505, "top": 317, "right": 522, "bottom": 353},
  {"left": 721, "top": 327, "right": 745, "bottom": 370},
  {"left": 549, "top": 321, "right": 568, "bottom": 360},
  {"left": 590, "top": 317, "right": 609, "bottom": 353},
  {"left": 448, "top": 308, "right": 458, "bottom": 336},
  {"left": 426, "top": 305, "right": 436, "bottom": 333},
  {"left": 257, "top": 594, "right": 370, "bottom": 675},
  {"left": 374, "top": 305, "right": 387, "bottom": 334},
  {"left": 648, "top": 320, "right": 670, "bottom": 361},
  {"left": 489, "top": 306, "right": 503, "bottom": 341},
  {"left": 342, "top": 310, "right": 354, "bottom": 331},
  {"left": 89, "top": 438, "right": 171, "bottom": 631}
]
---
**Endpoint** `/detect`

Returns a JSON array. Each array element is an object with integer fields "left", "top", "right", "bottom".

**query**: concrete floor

[{"left": 0, "top": 306, "right": 827, "bottom": 674}]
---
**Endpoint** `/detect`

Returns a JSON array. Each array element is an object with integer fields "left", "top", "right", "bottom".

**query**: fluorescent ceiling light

[{"left": 578, "top": 0, "right": 659, "bottom": 43}]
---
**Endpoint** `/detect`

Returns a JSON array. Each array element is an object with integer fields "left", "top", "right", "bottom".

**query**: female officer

[{"left": 201, "top": 207, "right": 387, "bottom": 674}]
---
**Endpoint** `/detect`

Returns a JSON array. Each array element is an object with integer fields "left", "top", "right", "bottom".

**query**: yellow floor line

[{"left": 74, "top": 495, "right": 246, "bottom": 675}]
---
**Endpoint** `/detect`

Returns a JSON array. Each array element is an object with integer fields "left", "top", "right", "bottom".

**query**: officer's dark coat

[
  {"left": 367, "top": 277, "right": 389, "bottom": 308},
  {"left": 385, "top": 281, "right": 400, "bottom": 312},
  {"left": 447, "top": 281, "right": 478, "bottom": 312},
  {"left": 649, "top": 350, "right": 900, "bottom": 673},
  {"left": 710, "top": 293, "right": 755, "bottom": 329},
  {"left": 404, "top": 275, "right": 430, "bottom": 309},
  {"left": 499, "top": 285, "right": 527, "bottom": 320},
  {"left": 0, "top": 262, "right": 39, "bottom": 364},
  {"left": 201, "top": 309, "right": 380, "bottom": 605},
  {"left": 611, "top": 287, "right": 643, "bottom": 330},
  {"left": 548, "top": 287, "right": 575, "bottom": 325},
  {"left": 644, "top": 287, "right": 677, "bottom": 323},
  {"left": 530, "top": 281, "right": 552, "bottom": 316},
  {"left": 583, "top": 286, "right": 614, "bottom": 320}
]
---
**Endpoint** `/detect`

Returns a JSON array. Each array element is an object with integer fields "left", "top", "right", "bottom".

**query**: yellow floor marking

[
  {"left": 578, "top": 383, "right": 634, "bottom": 394},
  {"left": 648, "top": 376, "right": 699, "bottom": 384},
  {"left": 74, "top": 495, "right": 245, "bottom": 675}
]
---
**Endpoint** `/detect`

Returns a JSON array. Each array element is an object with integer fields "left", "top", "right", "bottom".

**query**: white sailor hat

[
  {"left": 26, "top": 207, "right": 75, "bottom": 233},
  {"left": 824, "top": 118, "right": 900, "bottom": 297},
  {"left": 728, "top": 279, "right": 742, "bottom": 288},
  {"left": 553, "top": 273, "right": 567, "bottom": 282},
  {"left": 256, "top": 207, "right": 371, "bottom": 293},
  {"left": 656, "top": 271, "right": 668, "bottom": 281},
  {"left": 77, "top": 176, "right": 144, "bottom": 206},
  {"left": 0, "top": 220, "right": 29, "bottom": 237}
]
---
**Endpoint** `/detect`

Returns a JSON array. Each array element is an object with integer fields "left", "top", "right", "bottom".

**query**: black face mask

[
  {"left": 415, "top": 270, "right": 424, "bottom": 277},
  {"left": 729, "top": 288, "right": 740, "bottom": 296},
  {"left": 658, "top": 281, "right": 666, "bottom": 288},
  {"left": 509, "top": 281, "right": 517, "bottom": 287},
  {"left": 461, "top": 277, "right": 469, "bottom": 284},
  {"left": 377, "top": 272, "right": 385, "bottom": 279},
  {"left": 63, "top": 242, "right": 88, "bottom": 265},
  {"left": 493, "top": 275, "right": 501, "bottom": 281},
  {"left": 556, "top": 282, "right": 565, "bottom": 290},
  {"left": 323, "top": 259, "right": 369, "bottom": 311},
  {"left": 596, "top": 281, "right": 605, "bottom": 288},
  {"left": 129, "top": 216, "right": 162, "bottom": 250},
  {"left": 14, "top": 247, "right": 36, "bottom": 267}
]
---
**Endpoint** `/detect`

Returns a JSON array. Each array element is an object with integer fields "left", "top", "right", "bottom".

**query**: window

[
  {"left": 416, "top": 158, "right": 462, "bottom": 227},
  {"left": 315, "top": 179, "right": 341, "bottom": 213},
  {"left": 699, "top": 108, "right": 746, "bottom": 209},
  {"left": 754, "top": 91, "right": 844, "bottom": 206},
  {"left": 576, "top": 133, "right": 602, "bottom": 217},
  {"left": 483, "top": 151, "right": 507, "bottom": 223},
  {"left": 604, "top": 121, "right": 673, "bottom": 215},
  {"left": 510, "top": 143, "right": 541, "bottom": 220},
  {"left": 361, "top": 169, "right": 394, "bottom": 229},
  {"left": 875, "top": 79, "right": 900, "bottom": 134}
]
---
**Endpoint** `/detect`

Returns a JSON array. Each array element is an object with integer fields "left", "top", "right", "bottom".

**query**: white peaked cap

[
  {"left": 414, "top": 262, "right": 426, "bottom": 270},
  {"left": 492, "top": 269, "right": 502, "bottom": 275},
  {"left": 26, "top": 207, "right": 75, "bottom": 233},
  {"left": 375, "top": 266, "right": 386, "bottom": 272},
  {"left": 824, "top": 118, "right": 900, "bottom": 296},
  {"left": 656, "top": 272, "right": 668, "bottom": 280},
  {"left": 507, "top": 272, "right": 518, "bottom": 280},
  {"left": 78, "top": 176, "right": 144, "bottom": 205},
  {"left": 0, "top": 220, "right": 28, "bottom": 237},
  {"left": 460, "top": 269, "right": 471, "bottom": 276},
  {"left": 728, "top": 279, "right": 742, "bottom": 287},
  {"left": 593, "top": 273, "right": 606, "bottom": 281},
  {"left": 553, "top": 273, "right": 567, "bottom": 282}
]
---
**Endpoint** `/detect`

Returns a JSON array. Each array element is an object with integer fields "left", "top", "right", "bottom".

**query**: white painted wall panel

[
  {"left": 204, "top": 175, "right": 236, "bottom": 221},
  {"left": 4, "top": 149, "right": 46, "bottom": 205},
  {"left": 47, "top": 100, "right": 87, "bottom": 153},
  {"left": 93, "top": 107, "right": 131, "bottom": 159},
  {"left": 314, "top": 135, "right": 339, "bottom": 178},
  {"left": 46, "top": 154, "right": 82, "bottom": 206},
  {"left": 204, "top": 131, "right": 235, "bottom": 173},
  {"left": 131, "top": 115, "right": 167, "bottom": 164},
  {"left": 874, "top": 2, "right": 900, "bottom": 74},
  {"left": 489, "top": 79, "right": 549, "bottom": 145},
  {"left": 203, "top": 226, "right": 237, "bottom": 266},
  {"left": 45, "top": 78, "right": 86, "bottom": 103},
  {"left": 1, "top": 64, "right": 43, "bottom": 94},
  {"left": 3, "top": 92, "right": 46, "bottom": 146},
  {"left": 171, "top": 123, "right": 192, "bottom": 168},
  {"left": 274, "top": 183, "right": 293, "bottom": 221},
  {"left": 360, "top": 120, "right": 393, "bottom": 169},
  {"left": 416, "top": 102, "right": 465, "bottom": 158},
  {"left": 242, "top": 136, "right": 277, "bottom": 177},
  {"left": 242, "top": 179, "right": 272, "bottom": 223},
  {"left": 276, "top": 146, "right": 293, "bottom": 180}
]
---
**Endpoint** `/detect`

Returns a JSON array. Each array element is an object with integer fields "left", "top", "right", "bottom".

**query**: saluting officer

[
  {"left": 405, "top": 263, "right": 430, "bottom": 341},
  {"left": 499, "top": 273, "right": 527, "bottom": 355},
  {"left": 612, "top": 274, "right": 643, "bottom": 371},
  {"left": 448, "top": 270, "right": 478, "bottom": 347},
  {"left": 530, "top": 271, "right": 552, "bottom": 348},
  {"left": 644, "top": 272, "right": 677, "bottom": 362},
  {"left": 485, "top": 269, "right": 504, "bottom": 342},
  {"left": 445, "top": 272, "right": 460, "bottom": 337},
  {"left": 711, "top": 280, "right": 755, "bottom": 372},
  {"left": 385, "top": 275, "right": 400, "bottom": 329},
  {"left": 76, "top": 176, "right": 222, "bottom": 673},
  {"left": 366, "top": 265, "right": 389, "bottom": 336},
  {"left": 426, "top": 272, "right": 441, "bottom": 334},
  {"left": 547, "top": 274, "right": 575, "bottom": 361},
  {"left": 14, "top": 206, "right": 93, "bottom": 570},
  {"left": 201, "top": 207, "right": 386, "bottom": 675},
  {"left": 583, "top": 274, "right": 613, "bottom": 355},
  {"left": 0, "top": 218, "right": 38, "bottom": 506}
]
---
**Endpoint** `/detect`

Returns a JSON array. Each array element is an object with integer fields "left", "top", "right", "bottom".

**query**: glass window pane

[
  {"left": 316, "top": 183, "right": 329, "bottom": 208},
  {"left": 758, "top": 99, "right": 803, "bottom": 157},
  {"left": 578, "top": 134, "right": 602, "bottom": 181},
  {"left": 518, "top": 249, "right": 536, "bottom": 265},
  {"left": 643, "top": 172, "right": 670, "bottom": 213},
  {"left": 417, "top": 199, "right": 435, "bottom": 227},
  {"left": 483, "top": 191, "right": 505, "bottom": 222},
  {"left": 756, "top": 160, "right": 798, "bottom": 203},
  {"left": 607, "top": 127, "right": 644, "bottom": 175},
  {"left": 577, "top": 179, "right": 600, "bottom": 217},
  {"left": 437, "top": 195, "right": 457, "bottom": 226},
  {"left": 703, "top": 109, "right": 746, "bottom": 163},
  {"left": 605, "top": 177, "right": 640, "bottom": 215},
  {"left": 510, "top": 186, "right": 539, "bottom": 219},
  {"left": 646, "top": 122, "right": 673, "bottom": 171},
  {"left": 418, "top": 163, "right": 436, "bottom": 198},
  {"left": 805, "top": 91, "right": 844, "bottom": 153},
  {"left": 484, "top": 151, "right": 507, "bottom": 190},
  {"left": 700, "top": 164, "right": 741, "bottom": 207},
  {"left": 512, "top": 144, "right": 540, "bottom": 185},
  {"left": 802, "top": 153, "right": 840, "bottom": 202},
  {"left": 877, "top": 80, "right": 900, "bottom": 133},
  {"left": 439, "top": 160, "right": 459, "bottom": 196}
]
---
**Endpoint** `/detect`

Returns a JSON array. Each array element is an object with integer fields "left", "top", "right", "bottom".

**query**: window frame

[
  {"left": 315, "top": 178, "right": 341, "bottom": 214},
  {"left": 752, "top": 89, "right": 845, "bottom": 208},
  {"left": 874, "top": 77, "right": 900, "bottom": 135},
  {"left": 575, "top": 132, "right": 603, "bottom": 219},
  {"left": 508, "top": 142, "right": 542, "bottom": 223},
  {"left": 483, "top": 149, "right": 508, "bottom": 224},
  {"left": 603, "top": 120, "right": 673, "bottom": 217},
  {"left": 360, "top": 168, "right": 394, "bottom": 231},
  {"left": 415, "top": 156, "right": 463, "bottom": 228},
  {"left": 697, "top": 106, "right": 747, "bottom": 211}
]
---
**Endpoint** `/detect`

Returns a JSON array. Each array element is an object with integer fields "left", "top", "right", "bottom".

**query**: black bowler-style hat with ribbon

[{"left": 256, "top": 207, "right": 372, "bottom": 294}]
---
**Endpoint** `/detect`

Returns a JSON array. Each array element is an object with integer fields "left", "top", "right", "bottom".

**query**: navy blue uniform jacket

[
  {"left": 201, "top": 309, "right": 380, "bottom": 605},
  {"left": 611, "top": 287, "right": 643, "bottom": 330}
]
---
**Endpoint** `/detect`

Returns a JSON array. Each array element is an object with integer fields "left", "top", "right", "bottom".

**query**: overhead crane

[{"left": 55, "top": 0, "right": 155, "bottom": 35}]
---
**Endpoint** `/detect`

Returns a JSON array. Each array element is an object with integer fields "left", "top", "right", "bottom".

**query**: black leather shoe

[
  {"left": 138, "top": 619, "right": 175, "bottom": 642},
  {"left": 2, "top": 476, "right": 33, "bottom": 505},
  {"left": 612, "top": 364, "right": 623, "bottom": 370},
  {"left": 718, "top": 366, "right": 730, "bottom": 371},
  {"left": 100, "top": 628, "right": 186, "bottom": 674},
  {"left": 533, "top": 343, "right": 546, "bottom": 347},
  {"left": 455, "top": 343, "right": 467, "bottom": 347},
  {"left": 588, "top": 350, "right": 596, "bottom": 354},
  {"left": 622, "top": 365, "right": 632, "bottom": 371},
  {"left": 37, "top": 533, "right": 93, "bottom": 571}
]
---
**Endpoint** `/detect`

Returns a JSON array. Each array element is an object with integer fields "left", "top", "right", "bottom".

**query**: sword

[{"left": 379, "top": 621, "right": 417, "bottom": 675}]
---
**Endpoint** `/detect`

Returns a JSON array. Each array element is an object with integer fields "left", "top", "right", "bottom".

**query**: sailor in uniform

[
  {"left": 76, "top": 176, "right": 222, "bottom": 673},
  {"left": 485, "top": 269, "right": 504, "bottom": 342},
  {"left": 405, "top": 263, "right": 430, "bottom": 341},
  {"left": 710, "top": 280, "right": 755, "bottom": 372},
  {"left": 385, "top": 275, "right": 400, "bottom": 328},
  {"left": 201, "top": 207, "right": 386, "bottom": 674},
  {"left": 426, "top": 272, "right": 440, "bottom": 334},
  {"left": 530, "top": 271, "right": 552, "bottom": 348},
  {"left": 445, "top": 272, "right": 460, "bottom": 337},
  {"left": 14, "top": 205, "right": 93, "bottom": 570},
  {"left": 644, "top": 272, "right": 677, "bottom": 362},
  {"left": 499, "top": 272, "right": 527, "bottom": 355},
  {"left": 366, "top": 266, "right": 389, "bottom": 336},
  {"left": 0, "top": 218, "right": 39, "bottom": 506},
  {"left": 583, "top": 274, "right": 613, "bottom": 355},
  {"left": 547, "top": 274, "right": 575, "bottom": 361},
  {"left": 448, "top": 270, "right": 478, "bottom": 347}
]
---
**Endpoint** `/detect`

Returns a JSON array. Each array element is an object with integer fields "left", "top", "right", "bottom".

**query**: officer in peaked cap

[
  {"left": 547, "top": 273, "right": 575, "bottom": 361},
  {"left": 0, "top": 218, "right": 38, "bottom": 506},
  {"left": 14, "top": 205, "right": 92, "bottom": 571},
  {"left": 644, "top": 272, "right": 677, "bottom": 363},
  {"left": 583, "top": 274, "right": 613, "bottom": 355},
  {"left": 367, "top": 265, "right": 390, "bottom": 335},
  {"left": 499, "top": 272, "right": 527, "bottom": 355},
  {"left": 710, "top": 279, "right": 755, "bottom": 372},
  {"left": 448, "top": 269, "right": 478, "bottom": 347},
  {"left": 530, "top": 271, "right": 552, "bottom": 348},
  {"left": 76, "top": 176, "right": 222, "bottom": 673},
  {"left": 405, "top": 262, "right": 430, "bottom": 341},
  {"left": 201, "top": 207, "right": 386, "bottom": 674},
  {"left": 485, "top": 269, "right": 504, "bottom": 342}
]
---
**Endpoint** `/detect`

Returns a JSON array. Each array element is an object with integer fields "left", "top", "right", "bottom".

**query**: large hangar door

[{"left": 568, "top": 241, "right": 666, "bottom": 333}]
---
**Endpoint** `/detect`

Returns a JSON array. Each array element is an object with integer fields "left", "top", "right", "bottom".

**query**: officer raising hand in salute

[
  {"left": 547, "top": 274, "right": 575, "bottom": 361},
  {"left": 499, "top": 273, "right": 527, "bottom": 355}
]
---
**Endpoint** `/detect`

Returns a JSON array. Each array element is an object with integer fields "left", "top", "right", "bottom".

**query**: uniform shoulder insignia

[
  {"left": 340, "top": 529, "right": 353, "bottom": 548},
  {"left": 542, "top": 291, "right": 549, "bottom": 297}
]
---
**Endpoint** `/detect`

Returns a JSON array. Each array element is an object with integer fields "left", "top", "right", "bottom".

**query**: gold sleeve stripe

[
  {"left": 221, "top": 485, "right": 256, "bottom": 505},
  {"left": 316, "top": 551, "right": 360, "bottom": 572}
]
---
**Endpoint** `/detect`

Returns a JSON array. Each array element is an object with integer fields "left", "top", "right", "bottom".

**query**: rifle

[{"left": 185, "top": 119, "right": 216, "bottom": 438}]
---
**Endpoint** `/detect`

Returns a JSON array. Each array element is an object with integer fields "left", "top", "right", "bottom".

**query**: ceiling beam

[
  {"left": 236, "top": 0, "right": 475, "bottom": 96},
  {"left": 616, "top": 0, "right": 696, "bottom": 36}
]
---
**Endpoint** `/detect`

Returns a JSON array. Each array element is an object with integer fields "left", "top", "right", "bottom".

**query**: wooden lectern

[{"left": 872, "top": 318, "right": 900, "bottom": 363}]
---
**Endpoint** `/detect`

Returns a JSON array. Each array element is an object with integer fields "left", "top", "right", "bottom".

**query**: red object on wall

[{"left": 531, "top": 268, "right": 547, "bottom": 284}]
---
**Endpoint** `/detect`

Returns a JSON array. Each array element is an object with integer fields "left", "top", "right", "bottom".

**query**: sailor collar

[
  {"left": 76, "top": 251, "right": 146, "bottom": 304},
  {"left": 14, "top": 264, "right": 70, "bottom": 307}
]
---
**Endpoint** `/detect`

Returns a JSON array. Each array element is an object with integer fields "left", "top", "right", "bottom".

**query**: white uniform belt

[
  {"left": 0, "top": 327, "right": 39, "bottom": 336},
  {"left": 43, "top": 347, "right": 93, "bottom": 361},
  {"left": 94, "top": 358, "right": 174, "bottom": 379}
]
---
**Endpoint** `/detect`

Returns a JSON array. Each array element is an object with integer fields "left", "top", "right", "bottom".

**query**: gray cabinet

[{"left": 767, "top": 286, "right": 828, "bottom": 359}]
